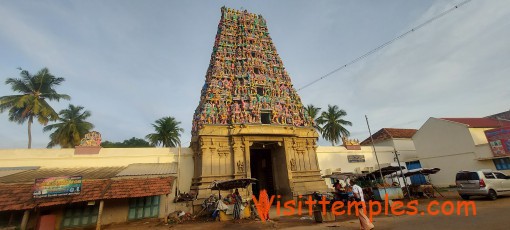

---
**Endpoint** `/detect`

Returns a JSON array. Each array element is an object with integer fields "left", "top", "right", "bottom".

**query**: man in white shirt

[{"left": 350, "top": 180, "right": 374, "bottom": 230}]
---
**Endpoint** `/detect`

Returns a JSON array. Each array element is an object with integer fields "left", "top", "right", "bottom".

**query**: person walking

[{"left": 350, "top": 180, "right": 374, "bottom": 230}]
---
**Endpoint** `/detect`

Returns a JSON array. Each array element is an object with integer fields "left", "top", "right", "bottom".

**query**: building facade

[
  {"left": 411, "top": 117, "right": 510, "bottom": 187},
  {"left": 0, "top": 148, "right": 193, "bottom": 230},
  {"left": 189, "top": 7, "right": 326, "bottom": 202}
]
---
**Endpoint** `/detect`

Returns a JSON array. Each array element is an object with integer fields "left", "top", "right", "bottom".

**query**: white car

[{"left": 456, "top": 170, "right": 510, "bottom": 200}]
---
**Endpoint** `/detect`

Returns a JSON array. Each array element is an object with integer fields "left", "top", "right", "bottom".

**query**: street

[{"left": 104, "top": 191, "right": 508, "bottom": 230}]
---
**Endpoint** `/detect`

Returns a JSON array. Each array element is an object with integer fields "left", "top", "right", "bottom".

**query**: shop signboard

[
  {"left": 33, "top": 176, "right": 82, "bottom": 198},
  {"left": 485, "top": 127, "right": 510, "bottom": 157},
  {"left": 347, "top": 155, "right": 365, "bottom": 163}
]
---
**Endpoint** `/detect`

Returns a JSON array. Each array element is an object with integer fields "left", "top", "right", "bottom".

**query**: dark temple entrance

[{"left": 250, "top": 147, "right": 275, "bottom": 198}]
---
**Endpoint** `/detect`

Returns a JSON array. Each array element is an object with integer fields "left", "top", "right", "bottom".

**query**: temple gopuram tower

[{"left": 191, "top": 7, "right": 326, "bottom": 201}]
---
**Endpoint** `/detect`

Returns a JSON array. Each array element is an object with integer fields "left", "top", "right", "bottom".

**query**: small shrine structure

[
  {"left": 190, "top": 7, "right": 326, "bottom": 201},
  {"left": 74, "top": 131, "right": 102, "bottom": 155}
]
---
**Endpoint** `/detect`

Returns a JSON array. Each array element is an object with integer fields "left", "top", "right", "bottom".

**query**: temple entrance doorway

[
  {"left": 250, "top": 147, "right": 274, "bottom": 198},
  {"left": 250, "top": 142, "right": 292, "bottom": 201}
]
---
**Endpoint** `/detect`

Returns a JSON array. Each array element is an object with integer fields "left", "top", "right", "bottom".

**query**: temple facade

[{"left": 190, "top": 7, "right": 327, "bottom": 201}]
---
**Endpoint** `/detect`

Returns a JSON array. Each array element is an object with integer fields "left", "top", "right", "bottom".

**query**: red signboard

[{"left": 485, "top": 127, "right": 510, "bottom": 157}]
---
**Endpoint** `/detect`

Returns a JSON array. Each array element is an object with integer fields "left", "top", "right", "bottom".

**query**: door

[
  {"left": 494, "top": 172, "right": 510, "bottom": 194},
  {"left": 455, "top": 171, "right": 480, "bottom": 190},
  {"left": 406, "top": 161, "right": 426, "bottom": 185},
  {"left": 250, "top": 148, "right": 275, "bottom": 198},
  {"left": 37, "top": 214, "right": 56, "bottom": 230}
]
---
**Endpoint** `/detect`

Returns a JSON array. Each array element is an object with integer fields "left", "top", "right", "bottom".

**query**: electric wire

[{"left": 297, "top": 0, "right": 472, "bottom": 91}]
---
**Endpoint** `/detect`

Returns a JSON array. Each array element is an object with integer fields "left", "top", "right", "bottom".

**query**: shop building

[
  {"left": 0, "top": 148, "right": 194, "bottom": 230},
  {"left": 411, "top": 117, "right": 510, "bottom": 187}
]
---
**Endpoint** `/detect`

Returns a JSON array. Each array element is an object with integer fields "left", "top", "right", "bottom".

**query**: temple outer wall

[
  {"left": 0, "top": 147, "right": 194, "bottom": 194},
  {"left": 316, "top": 146, "right": 396, "bottom": 175}
]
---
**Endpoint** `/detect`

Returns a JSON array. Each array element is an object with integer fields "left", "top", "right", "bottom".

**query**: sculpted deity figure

[
  {"left": 290, "top": 159, "right": 297, "bottom": 171},
  {"left": 237, "top": 160, "right": 245, "bottom": 173}
]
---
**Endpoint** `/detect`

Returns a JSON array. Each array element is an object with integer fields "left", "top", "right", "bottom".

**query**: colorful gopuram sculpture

[
  {"left": 192, "top": 7, "right": 312, "bottom": 134},
  {"left": 190, "top": 7, "right": 326, "bottom": 203}
]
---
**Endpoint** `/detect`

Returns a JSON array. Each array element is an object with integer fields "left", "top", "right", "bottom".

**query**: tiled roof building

[{"left": 360, "top": 128, "right": 417, "bottom": 145}]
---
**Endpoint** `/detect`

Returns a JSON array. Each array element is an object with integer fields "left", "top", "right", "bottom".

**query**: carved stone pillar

[
  {"left": 211, "top": 147, "right": 220, "bottom": 176},
  {"left": 306, "top": 139, "right": 318, "bottom": 170},
  {"left": 230, "top": 137, "right": 243, "bottom": 178},
  {"left": 283, "top": 137, "right": 295, "bottom": 190},
  {"left": 243, "top": 138, "right": 252, "bottom": 178},
  {"left": 201, "top": 146, "right": 211, "bottom": 176},
  {"left": 192, "top": 144, "right": 202, "bottom": 178}
]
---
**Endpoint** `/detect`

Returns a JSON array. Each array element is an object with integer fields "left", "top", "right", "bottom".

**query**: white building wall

[
  {"left": 392, "top": 139, "right": 416, "bottom": 152},
  {"left": 413, "top": 118, "right": 476, "bottom": 158},
  {"left": 417, "top": 153, "right": 496, "bottom": 187},
  {"left": 412, "top": 118, "right": 501, "bottom": 187},
  {"left": 316, "top": 146, "right": 395, "bottom": 174}
]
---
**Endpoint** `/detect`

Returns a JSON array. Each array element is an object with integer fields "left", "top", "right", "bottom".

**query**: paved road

[
  {"left": 105, "top": 193, "right": 510, "bottom": 230},
  {"left": 282, "top": 194, "right": 509, "bottom": 230}
]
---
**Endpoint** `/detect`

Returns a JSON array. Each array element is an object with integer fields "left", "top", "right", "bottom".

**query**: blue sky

[{"left": 1, "top": 0, "right": 509, "bottom": 148}]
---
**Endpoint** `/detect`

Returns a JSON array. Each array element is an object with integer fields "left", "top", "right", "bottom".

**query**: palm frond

[
  {"left": 317, "top": 104, "right": 352, "bottom": 146},
  {"left": 44, "top": 104, "right": 94, "bottom": 148}
]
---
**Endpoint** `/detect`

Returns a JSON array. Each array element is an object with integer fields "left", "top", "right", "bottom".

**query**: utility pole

[
  {"left": 175, "top": 142, "right": 182, "bottom": 198},
  {"left": 365, "top": 115, "right": 388, "bottom": 197},
  {"left": 393, "top": 147, "right": 412, "bottom": 200}
]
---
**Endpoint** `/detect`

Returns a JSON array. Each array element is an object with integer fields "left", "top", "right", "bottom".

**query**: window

[
  {"left": 483, "top": 172, "right": 496, "bottom": 179},
  {"left": 494, "top": 172, "right": 508, "bottom": 179},
  {"left": 261, "top": 112, "right": 271, "bottom": 124},
  {"left": 62, "top": 204, "right": 99, "bottom": 228},
  {"left": 455, "top": 172, "right": 479, "bottom": 181},
  {"left": 493, "top": 158, "right": 510, "bottom": 170},
  {"left": 0, "top": 211, "right": 23, "bottom": 228},
  {"left": 128, "top": 196, "right": 160, "bottom": 220}
]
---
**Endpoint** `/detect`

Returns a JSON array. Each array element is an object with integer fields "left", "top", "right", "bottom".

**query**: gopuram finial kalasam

[{"left": 191, "top": 6, "right": 312, "bottom": 134}]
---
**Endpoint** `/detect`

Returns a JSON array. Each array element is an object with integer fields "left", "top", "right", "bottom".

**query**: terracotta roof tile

[
  {"left": 0, "top": 177, "right": 174, "bottom": 211},
  {"left": 0, "top": 167, "right": 126, "bottom": 183},
  {"left": 440, "top": 118, "right": 510, "bottom": 128},
  {"left": 115, "top": 163, "right": 177, "bottom": 177},
  {"left": 360, "top": 128, "right": 417, "bottom": 145},
  {"left": 486, "top": 110, "right": 510, "bottom": 120}
]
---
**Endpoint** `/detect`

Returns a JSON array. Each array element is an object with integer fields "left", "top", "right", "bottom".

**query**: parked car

[{"left": 456, "top": 170, "right": 510, "bottom": 200}]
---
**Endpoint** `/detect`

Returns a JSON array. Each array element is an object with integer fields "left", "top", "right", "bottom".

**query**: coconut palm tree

[
  {"left": 145, "top": 116, "right": 184, "bottom": 147},
  {"left": 0, "top": 68, "right": 70, "bottom": 148},
  {"left": 43, "top": 104, "right": 94, "bottom": 148},
  {"left": 304, "top": 104, "right": 321, "bottom": 131},
  {"left": 316, "top": 105, "right": 352, "bottom": 146}
]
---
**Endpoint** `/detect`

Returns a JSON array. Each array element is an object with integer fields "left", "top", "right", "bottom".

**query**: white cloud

[{"left": 1, "top": 0, "right": 509, "bottom": 148}]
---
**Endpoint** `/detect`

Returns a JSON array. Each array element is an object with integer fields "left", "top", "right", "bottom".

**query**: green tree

[
  {"left": 304, "top": 104, "right": 321, "bottom": 131},
  {"left": 0, "top": 68, "right": 70, "bottom": 148},
  {"left": 43, "top": 104, "right": 94, "bottom": 148},
  {"left": 316, "top": 105, "right": 352, "bottom": 146},
  {"left": 145, "top": 116, "right": 184, "bottom": 147},
  {"left": 102, "top": 137, "right": 153, "bottom": 148}
]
